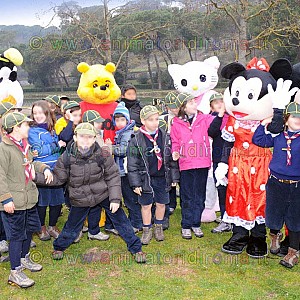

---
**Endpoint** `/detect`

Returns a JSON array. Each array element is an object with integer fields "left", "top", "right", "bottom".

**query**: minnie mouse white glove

[{"left": 215, "top": 162, "right": 229, "bottom": 187}]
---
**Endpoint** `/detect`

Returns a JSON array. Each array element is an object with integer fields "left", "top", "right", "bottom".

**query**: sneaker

[
  {"left": 269, "top": 232, "right": 283, "bottom": 255},
  {"left": 0, "top": 240, "right": 9, "bottom": 253},
  {"left": 52, "top": 250, "right": 64, "bottom": 260},
  {"left": 73, "top": 231, "right": 83, "bottom": 243},
  {"left": 30, "top": 240, "right": 36, "bottom": 248},
  {"left": 0, "top": 254, "right": 9, "bottom": 263},
  {"left": 38, "top": 226, "right": 51, "bottom": 241},
  {"left": 82, "top": 226, "right": 88, "bottom": 233},
  {"left": 133, "top": 251, "right": 147, "bottom": 263},
  {"left": 211, "top": 222, "right": 232, "bottom": 233},
  {"left": 48, "top": 226, "right": 60, "bottom": 239},
  {"left": 181, "top": 228, "right": 192, "bottom": 239},
  {"left": 105, "top": 228, "right": 119, "bottom": 235},
  {"left": 191, "top": 227, "right": 204, "bottom": 238},
  {"left": 141, "top": 227, "right": 153, "bottom": 245},
  {"left": 8, "top": 266, "right": 35, "bottom": 288},
  {"left": 21, "top": 253, "right": 43, "bottom": 272},
  {"left": 169, "top": 208, "right": 175, "bottom": 215},
  {"left": 88, "top": 231, "right": 110, "bottom": 241},
  {"left": 215, "top": 216, "right": 222, "bottom": 224},
  {"left": 154, "top": 224, "right": 164, "bottom": 242},
  {"left": 280, "top": 247, "right": 299, "bottom": 268}
]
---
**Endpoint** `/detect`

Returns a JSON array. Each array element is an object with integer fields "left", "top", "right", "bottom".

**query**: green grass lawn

[{"left": 0, "top": 205, "right": 298, "bottom": 300}]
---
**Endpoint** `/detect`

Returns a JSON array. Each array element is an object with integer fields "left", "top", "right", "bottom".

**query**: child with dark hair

[
  {"left": 28, "top": 100, "right": 66, "bottom": 241},
  {"left": 120, "top": 84, "right": 143, "bottom": 128}
]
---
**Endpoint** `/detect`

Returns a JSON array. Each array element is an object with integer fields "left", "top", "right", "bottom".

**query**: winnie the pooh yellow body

[{"left": 77, "top": 62, "right": 121, "bottom": 140}]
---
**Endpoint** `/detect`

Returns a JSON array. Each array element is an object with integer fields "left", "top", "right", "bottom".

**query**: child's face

[
  {"left": 210, "top": 99, "right": 224, "bottom": 112},
  {"left": 14, "top": 122, "right": 30, "bottom": 139},
  {"left": 33, "top": 105, "right": 47, "bottom": 124},
  {"left": 123, "top": 89, "right": 136, "bottom": 101},
  {"left": 142, "top": 113, "right": 159, "bottom": 132},
  {"left": 169, "top": 107, "right": 179, "bottom": 116},
  {"left": 93, "top": 122, "right": 103, "bottom": 132},
  {"left": 286, "top": 115, "right": 300, "bottom": 132},
  {"left": 75, "top": 134, "right": 96, "bottom": 150},
  {"left": 115, "top": 116, "right": 127, "bottom": 130},
  {"left": 184, "top": 99, "right": 198, "bottom": 116},
  {"left": 66, "top": 109, "right": 82, "bottom": 125},
  {"left": 60, "top": 99, "right": 68, "bottom": 106}
]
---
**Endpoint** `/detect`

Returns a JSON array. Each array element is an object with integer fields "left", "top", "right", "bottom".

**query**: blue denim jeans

[
  {"left": 180, "top": 168, "right": 208, "bottom": 229},
  {"left": 54, "top": 197, "right": 142, "bottom": 254}
]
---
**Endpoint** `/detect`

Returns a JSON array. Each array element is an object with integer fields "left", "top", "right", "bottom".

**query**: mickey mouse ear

[
  {"left": 221, "top": 62, "right": 246, "bottom": 80},
  {"left": 269, "top": 59, "right": 292, "bottom": 81}
]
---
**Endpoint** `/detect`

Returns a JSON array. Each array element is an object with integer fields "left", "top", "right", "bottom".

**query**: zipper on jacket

[{"left": 135, "top": 135, "right": 154, "bottom": 196}]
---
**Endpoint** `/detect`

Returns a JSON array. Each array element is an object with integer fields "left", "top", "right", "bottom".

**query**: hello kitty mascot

[
  {"left": 168, "top": 56, "right": 220, "bottom": 114},
  {"left": 168, "top": 56, "right": 221, "bottom": 222}
]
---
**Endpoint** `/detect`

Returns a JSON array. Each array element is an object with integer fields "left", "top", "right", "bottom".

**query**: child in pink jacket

[{"left": 170, "top": 93, "right": 225, "bottom": 240}]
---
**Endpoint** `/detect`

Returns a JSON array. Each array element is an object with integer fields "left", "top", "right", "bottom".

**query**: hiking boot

[
  {"left": 88, "top": 231, "right": 110, "bottom": 241},
  {"left": 105, "top": 228, "right": 119, "bottom": 235},
  {"left": 48, "top": 226, "right": 61, "bottom": 239},
  {"left": 181, "top": 228, "right": 192, "bottom": 239},
  {"left": 52, "top": 250, "right": 64, "bottom": 260},
  {"left": 246, "top": 235, "right": 268, "bottom": 258},
  {"left": 222, "top": 232, "right": 249, "bottom": 255},
  {"left": 8, "top": 266, "right": 35, "bottom": 288},
  {"left": 82, "top": 226, "right": 88, "bottom": 233},
  {"left": 269, "top": 232, "right": 283, "bottom": 255},
  {"left": 211, "top": 222, "right": 232, "bottom": 233},
  {"left": 30, "top": 240, "right": 36, "bottom": 248},
  {"left": 192, "top": 227, "right": 204, "bottom": 238},
  {"left": 141, "top": 227, "right": 153, "bottom": 245},
  {"left": 21, "top": 254, "right": 43, "bottom": 272},
  {"left": 133, "top": 251, "right": 147, "bottom": 263},
  {"left": 154, "top": 224, "right": 164, "bottom": 242},
  {"left": 0, "top": 254, "right": 9, "bottom": 263},
  {"left": 169, "top": 208, "right": 175, "bottom": 215},
  {"left": 0, "top": 240, "right": 9, "bottom": 253},
  {"left": 38, "top": 226, "right": 51, "bottom": 241},
  {"left": 280, "top": 247, "right": 299, "bottom": 268},
  {"left": 73, "top": 231, "right": 83, "bottom": 243}
]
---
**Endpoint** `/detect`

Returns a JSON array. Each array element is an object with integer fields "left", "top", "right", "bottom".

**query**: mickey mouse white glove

[
  {"left": 215, "top": 162, "right": 229, "bottom": 187},
  {"left": 268, "top": 78, "right": 299, "bottom": 109}
]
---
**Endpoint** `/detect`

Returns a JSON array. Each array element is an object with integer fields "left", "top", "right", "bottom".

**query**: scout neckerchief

[
  {"left": 283, "top": 131, "right": 300, "bottom": 166},
  {"left": 7, "top": 135, "right": 33, "bottom": 184},
  {"left": 139, "top": 126, "right": 162, "bottom": 170}
]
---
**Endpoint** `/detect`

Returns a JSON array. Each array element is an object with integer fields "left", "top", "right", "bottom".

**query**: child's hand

[
  {"left": 105, "top": 138, "right": 112, "bottom": 145},
  {"left": 133, "top": 187, "right": 142, "bottom": 196},
  {"left": 44, "top": 169, "right": 53, "bottom": 184},
  {"left": 172, "top": 152, "right": 180, "bottom": 161},
  {"left": 110, "top": 202, "right": 120, "bottom": 213},
  {"left": 31, "top": 164, "right": 36, "bottom": 180},
  {"left": 4, "top": 201, "right": 15, "bottom": 214},
  {"left": 58, "top": 140, "right": 66, "bottom": 148}
]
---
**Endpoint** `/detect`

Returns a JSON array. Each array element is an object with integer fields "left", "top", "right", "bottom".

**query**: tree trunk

[
  {"left": 103, "top": 0, "right": 112, "bottom": 63},
  {"left": 59, "top": 68, "right": 69, "bottom": 87},
  {"left": 123, "top": 51, "right": 129, "bottom": 84},
  {"left": 146, "top": 54, "right": 154, "bottom": 90},
  {"left": 154, "top": 52, "right": 162, "bottom": 90},
  {"left": 237, "top": 11, "right": 248, "bottom": 65}
]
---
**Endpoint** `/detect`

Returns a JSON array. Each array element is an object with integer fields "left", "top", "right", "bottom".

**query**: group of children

[{"left": 0, "top": 84, "right": 299, "bottom": 288}]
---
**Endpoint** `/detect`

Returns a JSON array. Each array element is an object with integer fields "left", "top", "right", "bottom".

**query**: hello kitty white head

[{"left": 168, "top": 56, "right": 220, "bottom": 99}]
